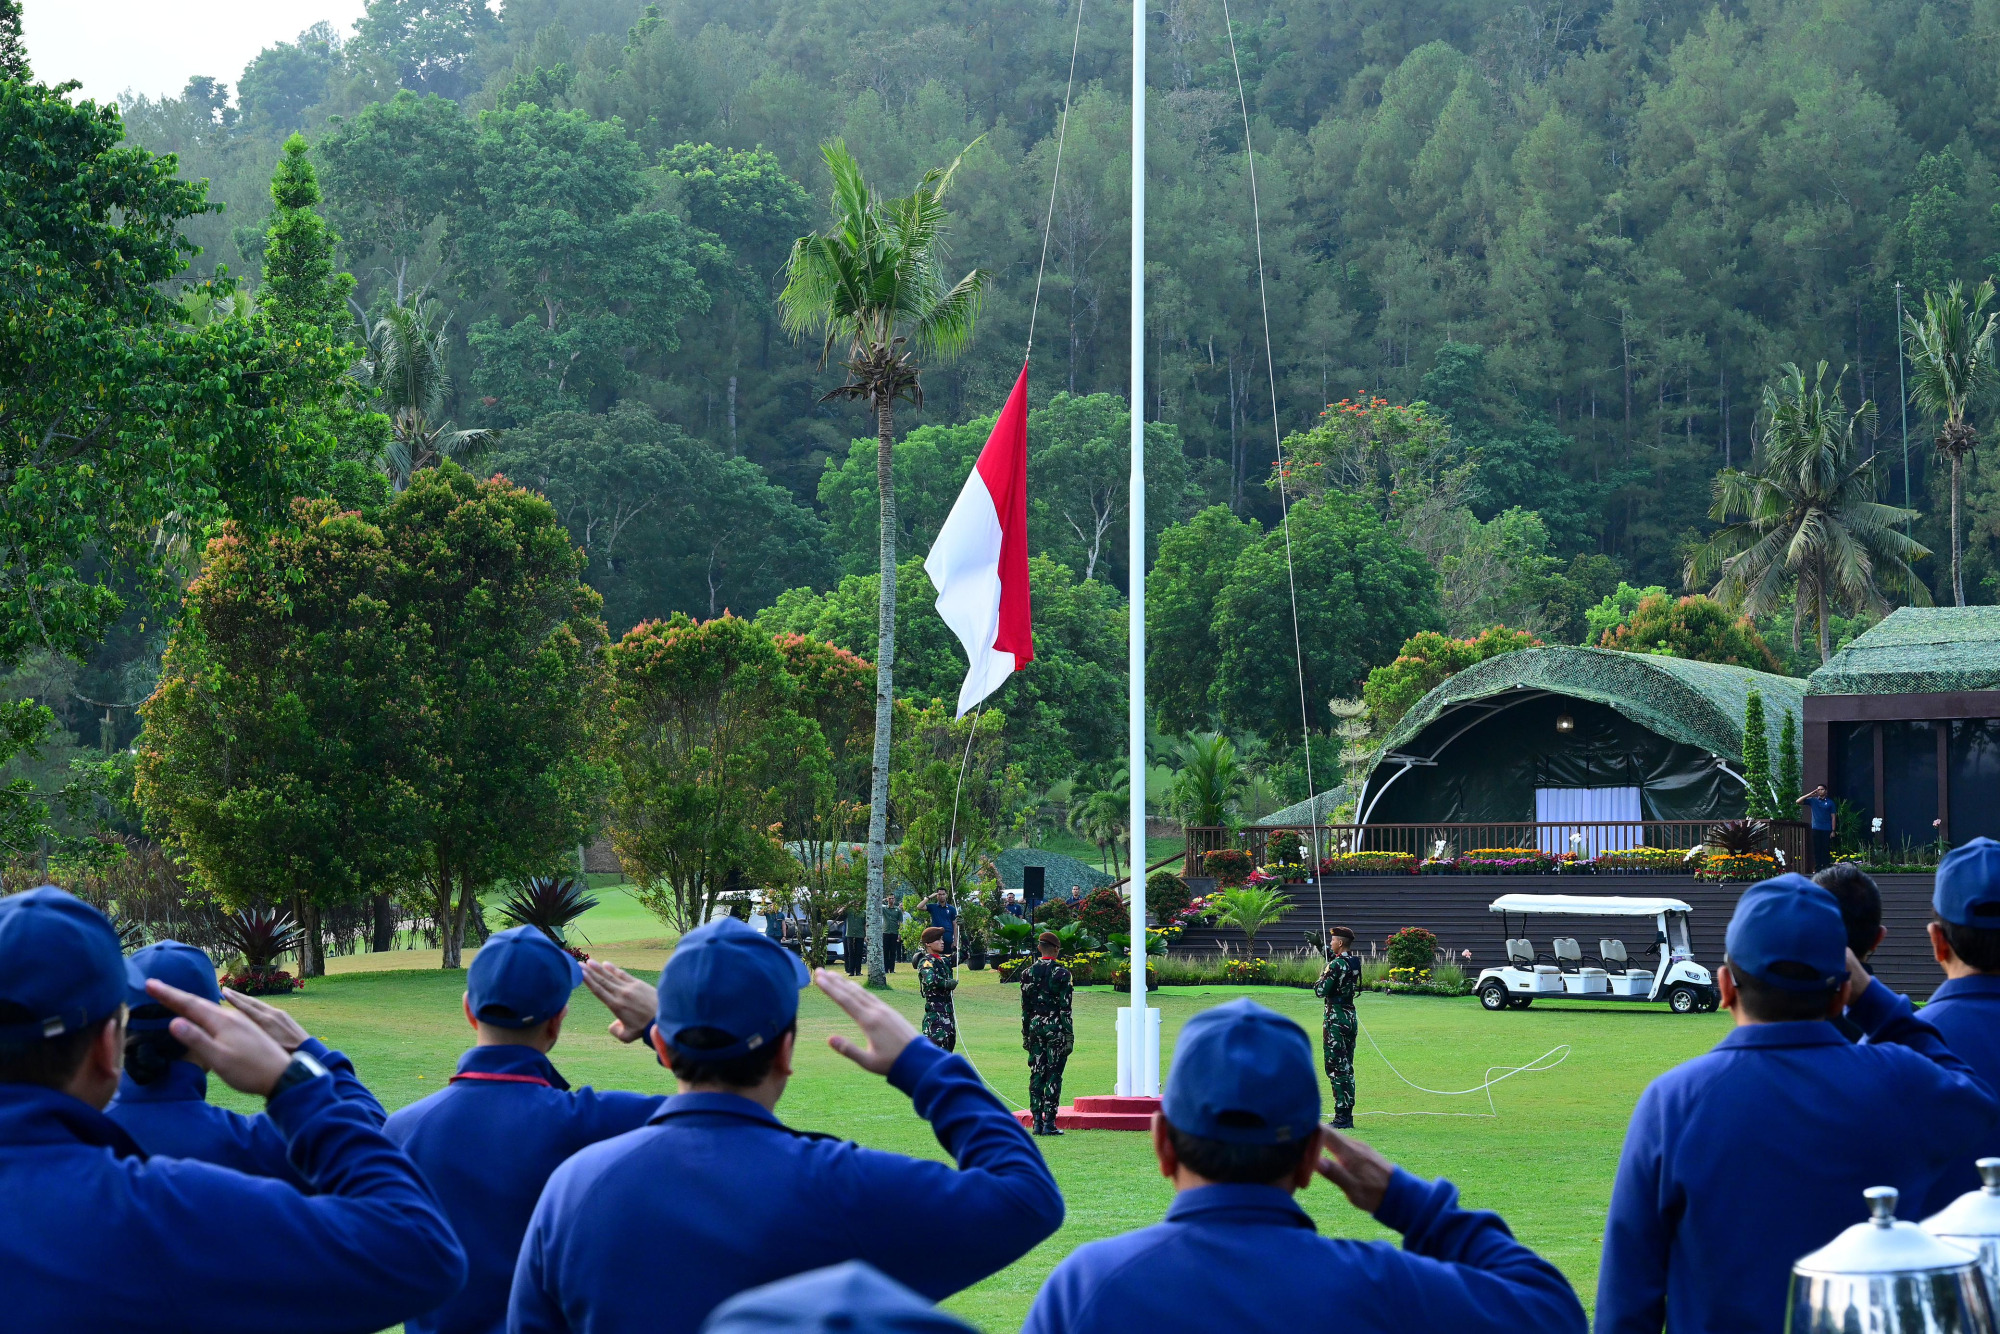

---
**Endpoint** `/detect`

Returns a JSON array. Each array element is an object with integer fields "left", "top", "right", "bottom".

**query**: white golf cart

[{"left": 1475, "top": 893, "right": 1718, "bottom": 1014}]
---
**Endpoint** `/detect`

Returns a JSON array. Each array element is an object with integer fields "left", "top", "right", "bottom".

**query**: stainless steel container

[
  {"left": 1927, "top": 1159, "right": 2000, "bottom": 1304},
  {"left": 1788, "top": 1187, "right": 1995, "bottom": 1334}
]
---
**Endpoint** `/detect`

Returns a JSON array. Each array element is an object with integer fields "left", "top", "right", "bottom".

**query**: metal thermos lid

[
  {"left": 1796, "top": 1188, "right": 1983, "bottom": 1278},
  {"left": 1925, "top": 1160, "right": 2000, "bottom": 1243}
]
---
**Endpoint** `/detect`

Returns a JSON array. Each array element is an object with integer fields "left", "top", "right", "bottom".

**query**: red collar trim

[{"left": 450, "top": 1070, "right": 554, "bottom": 1088}]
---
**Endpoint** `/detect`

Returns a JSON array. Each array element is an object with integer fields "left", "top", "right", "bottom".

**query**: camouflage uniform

[
  {"left": 915, "top": 950, "right": 958, "bottom": 1052},
  {"left": 1314, "top": 953, "right": 1362, "bottom": 1126},
  {"left": 1020, "top": 957, "right": 1075, "bottom": 1134}
]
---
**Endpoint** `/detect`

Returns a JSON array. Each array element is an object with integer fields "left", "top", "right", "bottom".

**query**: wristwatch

[{"left": 265, "top": 1050, "right": 330, "bottom": 1104}]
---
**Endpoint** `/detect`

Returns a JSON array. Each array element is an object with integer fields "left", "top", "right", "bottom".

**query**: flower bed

[
  {"left": 220, "top": 969, "right": 302, "bottom": 995},
  {"left": 1375, "top": 963, "right": 1473, "bottom": 997},
  {"left": 1221, "top": 957, "right": 1270, "bottom": 984},
  {"left": 1592, "top": 846, "right": 1698, "bottom": 873},
  {"left": 996, "top": 950, "right": 1108, "bottom": 983},
  {"left": 1419, "top": 848, "right": 1557, "bottom": 874},
  {"left": 1318, "top": 851, "right": 1418, "bottom": 875},
  {"left": 1697, "top": 851, "right": 1781, "bottom": 881}
]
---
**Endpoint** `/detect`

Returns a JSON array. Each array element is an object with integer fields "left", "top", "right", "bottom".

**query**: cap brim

[{"left": 783, "top": 950, "right": 809, "bottom": 986}]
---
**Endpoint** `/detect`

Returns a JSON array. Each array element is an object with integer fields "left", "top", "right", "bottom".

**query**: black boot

[{"left": 1332, "top": 1111, "right": 1354, "bottom": 1130}]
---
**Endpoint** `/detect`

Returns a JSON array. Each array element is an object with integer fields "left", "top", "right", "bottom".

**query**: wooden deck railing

[{"left": 1183, "top": 820, "right": 1814, "bottom": 874}]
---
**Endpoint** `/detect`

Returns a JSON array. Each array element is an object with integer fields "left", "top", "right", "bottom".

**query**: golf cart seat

[
  {"left": 1599, "top": 938, "right": 1629, "bottom": 969},
  {"left": 1505, "top": 938, "right": 1535, "bottom": 967},
  {"left": 1552, "top": 937, "right": 1584, "bottom": 972}
]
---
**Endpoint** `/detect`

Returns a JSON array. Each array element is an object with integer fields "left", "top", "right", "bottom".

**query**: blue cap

[
  {"left": 468, "top": 926, "right": 583, "bottom": 1029},
  {"left": 700, "top": 1262, "right": 975, "bottom": 1334},
  {"left": 1161, "top": 998, "right": 1320, "bottom": 1145},
  {"left": 656, "top": 916, "right": 810, "bottom": 1061},
  {"left": 1725, "top": 873, "right": 1848, "bottom": 992},
  {"left": 0, "top": 887, "right": 141, "bottom": 1042},
  {"left": 1935, "top": 838, "right": 2000, "bottom": 928},
  {"left": 126, "top": 941, "right": 220, "bottom": 1029}
]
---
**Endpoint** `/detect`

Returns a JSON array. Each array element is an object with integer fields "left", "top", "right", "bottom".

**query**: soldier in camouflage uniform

[
  {"left": 1020, "top": 931, "right": 1075, "bottom": 1136},
  {"left": 1314, "top": 925, "right": 1361, "bottom": 1128},
  {"left": 915, "top": 926, "right": 958, "bottom": 1052}
]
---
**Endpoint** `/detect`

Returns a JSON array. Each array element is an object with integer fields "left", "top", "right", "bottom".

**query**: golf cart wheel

[
  {"left": 1667, "top": 984, "right": 1699, "bottom": 1014},
  {"left": 1479, "top": 980, "right": 1510, "bottom": 1011}
]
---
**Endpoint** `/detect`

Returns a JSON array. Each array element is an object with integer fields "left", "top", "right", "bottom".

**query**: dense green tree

[
  {"left": 604, "top": 612, "right": 798, "bottom": 933},
  {"left": 491, "top": 402, "right": 828, "bottom": 632},
  {"left": 1599, "top": 594, "right": 1784, "bottom": 673},
  {"left": 134, "top": 500, "right": 417, "bottom": 976},
  {"left": 1212, "top": 493, "right": 1440, "bottom": 739},
  {"left": 238, "top": 25, "right": 342, "bottom": 134},
  {"left": 318, "top": 91, "right": 478, "bottom": 300},
  {"left": 1147, "top": 506, "right": 1262, "bottom": 734},
  {"left": 350, "top": 0, "right": 497, "bottom": 100},
  {"left": 0, "top": 0, "right": 27, "bottom": 80},
  {"left": 1361, "top": 626, "right": 1541, "bottom": 733},
  {"left": 455, "top": 103, "right": 711, "bottom": 420}
]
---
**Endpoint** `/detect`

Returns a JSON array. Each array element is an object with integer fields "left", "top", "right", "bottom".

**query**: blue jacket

[
  {"left": 1021, "top": 1170, "right": 1584, "bottom": 1334},
  {"left": 1596, "top": 979, "right": 2000, "bottom": 1334},
  {"left": 0, "top": 1073, "right": 466, "bottom": 1333},
  {"left": 385, "top": 1044, "right": 666, "bottom": 1334},
  {"left": 106, "top": 1036, "right": 384, "bottom": 1188},
  {"left": 1916, "top": 973, "right": 2000, "bottom": 1210},
  {"left": 507, "top": 1038, "right": 1063, "bottom": 1334}
]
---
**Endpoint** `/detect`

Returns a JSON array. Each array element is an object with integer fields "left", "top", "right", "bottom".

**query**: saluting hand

[
  {"left": 582, "top": 960, "right": 658, "bottom": 1042},
  {"left": 1316, "top": 1126, "right": 1394, "bottom": 1214},
  {"left": 148, "top": 978, "right": 293, "bottom": 1098},
  {"left": 223, "top": 987, "right": 311, "bottom": 1052},
  {"left": 814, "top": 968, "right": 916, "bottom": 1075}
]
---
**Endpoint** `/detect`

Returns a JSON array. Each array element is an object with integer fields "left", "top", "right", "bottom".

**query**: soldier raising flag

[
  {"left": 1020, "top": 931, "right": 1074, "bottom": 1136},
  {"left": 1314, "top": 926, "right": 1361, "bottom": 1129}
]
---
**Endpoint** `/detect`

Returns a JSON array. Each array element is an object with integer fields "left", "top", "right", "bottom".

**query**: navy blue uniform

[
  {"left": 106, "top": 1035, "right": 384, "bottom": 1187},
  {"left": 0, "top": 1070, "right": 466, "bottom": 1333},
  {"left": 1597, "top": 979, "right": 1999, "bottom": 1333},
  {"left": 385, "top": 1044, "right": 666, "bottom": 1334},
  {"left": 1917, "top": 972, "right": 2000, "bottom": 1210},
  {"left": 1023, "top": 1170, "right": 1583, "bottom": 1334},
  {"left": 509, "top": 1038, "right": 1063, "bottom": 1334}
]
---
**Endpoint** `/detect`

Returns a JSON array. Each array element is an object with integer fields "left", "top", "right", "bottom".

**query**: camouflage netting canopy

[
  {"left": 1374, "top": 646, "right": 1807, "bottom": 769},
  {"left": 1253, "top": 786, "right": 1353, "bottom": 828},
  {"left": 1806, "top": 607, "right": 2000, "bottom": 696}
]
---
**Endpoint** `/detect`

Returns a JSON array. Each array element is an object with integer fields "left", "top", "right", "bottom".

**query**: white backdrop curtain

[{"left": 1535, "top": 786, "right": 1642, "bottom": 854}]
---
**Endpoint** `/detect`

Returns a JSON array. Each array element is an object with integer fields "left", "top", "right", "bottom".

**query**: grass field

[{"left": 226, "top": 889, "right": 1732, "bottom": 1331}]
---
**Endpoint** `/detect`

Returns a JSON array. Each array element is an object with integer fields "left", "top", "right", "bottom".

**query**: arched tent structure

[{"left": 1356, "top": 647, "right": 1806, "bottom": 834}]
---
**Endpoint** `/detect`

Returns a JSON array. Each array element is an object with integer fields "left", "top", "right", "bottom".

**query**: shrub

[
  {"left": 1266, "top": 831, "right": 1305, "bottom": 864},
  {"left": 1204, "top": 848, "right": 1254, "bottom": 885},
  {"left": 1210, "top": 886, "right": 1290, "bottom": 954},
  {"left": 498, "top": 876, "right": 600, "bottom": 946},
  {"left": 1032, "top": 896, "right": 1075, "bottom": 927},
  {"left": 1110, "top": 963, "right": 1161, "bottom": 990},
  {"left": 219, "top": 968, "right": 302, "bottom": 995},
  {"left": 1146, "top": 871, "right": 1193, "bottom": 923},
  {"left": 1221, "top": 957, "right": 1271, "bottom": 984},
  {"left": 1076, "top": 886, "right": 1129, "bottom": 940},
  {"left": 1705, "top": 819, "right": 1770, "bottom": 855},
  {"left": 1385, "top": 926, "right": 1439, "bottom": 971},
  {"left": 1320, "top": 851, "right": 1418, "bottom": 875}
]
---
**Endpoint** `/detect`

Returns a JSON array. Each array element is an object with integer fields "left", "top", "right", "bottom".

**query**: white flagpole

[{"left": 1122, "top": 0, "right": 1153, "bottom": 1098}]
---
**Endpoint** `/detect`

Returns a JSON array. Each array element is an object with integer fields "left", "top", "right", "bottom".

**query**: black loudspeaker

[{"left": 1023, "top": 865, "right": 1046, "bottom": 911}]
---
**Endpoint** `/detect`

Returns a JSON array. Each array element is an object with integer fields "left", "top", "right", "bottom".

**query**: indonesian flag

[{"left": 924, "top": 361, "right": 1034, "bottom": 717}]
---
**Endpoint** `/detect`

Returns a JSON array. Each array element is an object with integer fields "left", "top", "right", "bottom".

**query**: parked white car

[{"left": 1476, "top": 893, "right": 1718, "bottom": 1014}]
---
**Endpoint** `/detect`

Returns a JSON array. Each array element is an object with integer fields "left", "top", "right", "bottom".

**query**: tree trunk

[
  {"left": 370, "top": 891, "right": 397, "bottom": 952},
  {"left": 864, "top": 395, "right": 898, "bottom": 989},
  {"left": 1817, "top": 582, "right": 1831, "bottom": 664},
  {"left": 437, "top": 847, "right": 463, "bottom": 970},
  {"left": 1953, "top": 453, "right": 1966, "bottom": 606},
  {"left": 293, "top": 892, "right": 325, "bottom": 978}
]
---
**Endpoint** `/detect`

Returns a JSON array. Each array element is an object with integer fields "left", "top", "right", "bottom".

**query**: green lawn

[{"left": 246, "top": 908, "right": 1730, "bottom": 1331}]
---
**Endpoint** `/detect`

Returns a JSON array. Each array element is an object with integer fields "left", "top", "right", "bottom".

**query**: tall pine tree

[{"left": 1776, "top": 709, "right": 1802, "bottom": 814}]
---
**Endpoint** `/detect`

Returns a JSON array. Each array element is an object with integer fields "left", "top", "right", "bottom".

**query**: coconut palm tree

[
  {"left": 778, "top": 141, "right": 986, "bottom": 988},
  {"left": 1905, "top": 279, "right": 1999, "bottom": 606},
  {"left": 1069, "top": 767, "right": 1130, "bottom": 880},
  {"left": 362, "top": 296, "right": 492, "bottom": 491},
  {"left": 1689, "top": 362, "right": 1929, "bottom": 663}
]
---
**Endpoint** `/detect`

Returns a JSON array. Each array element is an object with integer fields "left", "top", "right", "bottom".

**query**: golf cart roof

[{"left": 1488, "top": 893, "right": 1692, "bottom": 917}]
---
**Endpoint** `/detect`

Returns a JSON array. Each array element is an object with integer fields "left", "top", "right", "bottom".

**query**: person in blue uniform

[
  {"left": 385, "top": 926, "right": 670, "bottom": 1334},
  {"left": 508, "top": 916, "right": 1064, "bottom": 1334},
  {"left": 1812, "top": 862, "right": 1885, "bottom": 1042},
  {"left": 108, "top": 939, "right": 385, "bottom": 1184},
  {"left": 1022, "top": 998, "right": 1585, "bottom": 1334},
  {"left": 1596, "top": 873, "right": 1999, "bottom": 1334},
  {"left": 1917, "top": 837, "right": 2000, "bottom": 1210},
  {"left": 926, "top": 891, "right": 958, "bottom": 952},
  {"left": 701, "top": 1262, "right": 976, "bottom": 1334},
  {"left": 0, "top": 886, "right": 466, "bottom": 1333}
]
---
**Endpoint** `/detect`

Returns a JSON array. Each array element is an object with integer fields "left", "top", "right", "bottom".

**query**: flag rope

[{"left": 1025, "top": 0, "right": 1088, "bottom": 359}]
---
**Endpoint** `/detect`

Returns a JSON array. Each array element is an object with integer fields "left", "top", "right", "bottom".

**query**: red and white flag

[{"left": 924, "top": 361, "right": 1034, "bottom": 716}]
